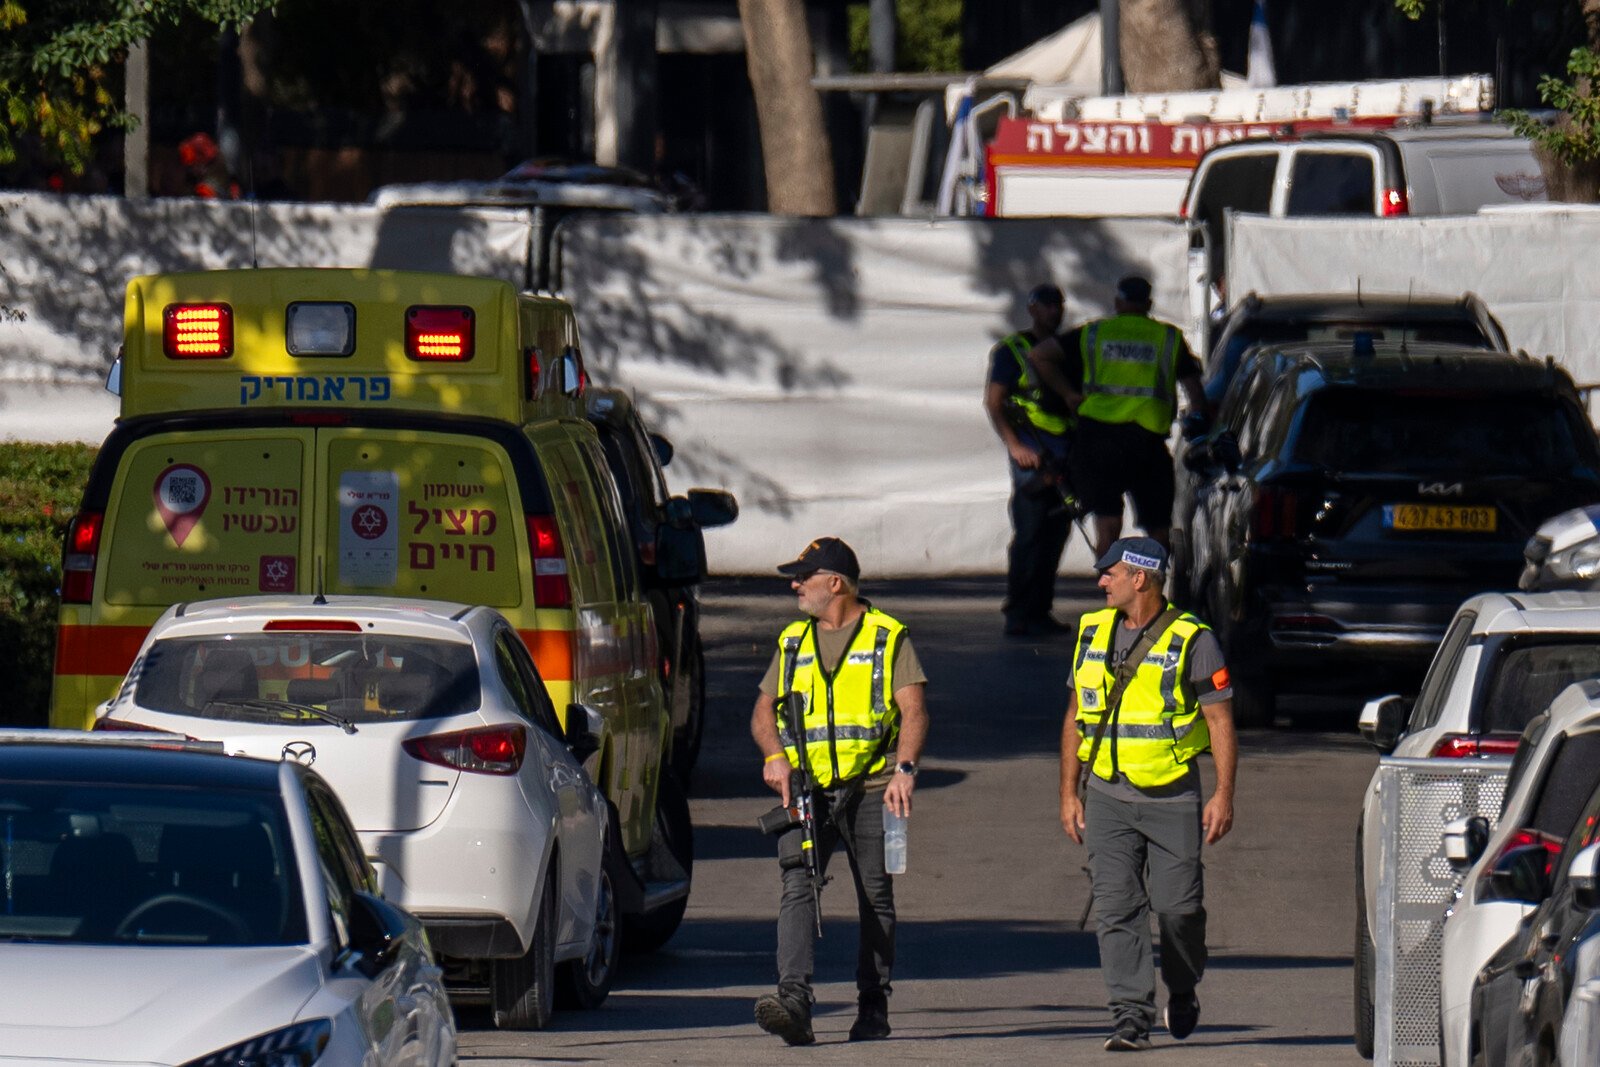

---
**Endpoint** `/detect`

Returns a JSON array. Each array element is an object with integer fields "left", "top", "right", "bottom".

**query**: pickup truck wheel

[
  {"left": 624, "top": 770, "right": 694, "bottom": 953},
  {"left": 491, "top": 871, "right": 557, "bottom": 1030},
  {"left": 670, "top": 638, "right": 706, "bottom": 783}
]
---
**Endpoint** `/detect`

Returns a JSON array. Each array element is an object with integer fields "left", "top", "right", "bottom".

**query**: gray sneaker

[
  {"left": 755, "top": 993, "right": 815, "bottom": 1046},
  {"left": 1104, "top": 1022, "right": 1151, "bottom": 1051}
]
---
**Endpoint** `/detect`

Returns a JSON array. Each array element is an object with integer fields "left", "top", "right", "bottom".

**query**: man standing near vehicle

[
  {"left": 1028, "top": 275, "right": 1208, "bottom": 561},
  {"left": 1059, "top": 537, "right": 1237, "bottom": 1051},
  {"left": 751, "top": 537, "right": 929, "bottom": 1045},
  {"left": 984, "top": 283, "right": 1078, "bottom": 637}
]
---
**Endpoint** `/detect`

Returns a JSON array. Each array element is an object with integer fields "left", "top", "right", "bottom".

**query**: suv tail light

[
  {"left": 1380, "top": 187, "right": 1409, "bottom": 216},
  {"left": 526, "top": 515, "right": 571, "bottom": 607},
  {"left": 403, "top": 724, "right": 526, "bottom": 775},
  {"left": 61, "top": 511, "right": 103, "bottom": 604},
  {"left": 1251, "top": 487, "right": 1301, "bottom": 542},
  {"left": 1430, "top": 733, "right": 1522, "bottom": 758}
]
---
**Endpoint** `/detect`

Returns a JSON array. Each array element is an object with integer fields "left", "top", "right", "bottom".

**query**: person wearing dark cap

[
  {"left": 1058, "top": 537, "right": 1237, "bottom": 1051},
  {"left": 750, "top": 537, "right": 929, "bottom": 1045},
  {"left": 984, "top": 283, "right": 1077, "bottom": 637},
  {"left": 1027, "top": 275, "right": 1208, "bottom": 563}
]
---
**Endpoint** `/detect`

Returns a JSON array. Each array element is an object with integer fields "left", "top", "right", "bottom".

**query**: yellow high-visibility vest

[
  {"left": 775, "top": 608, "right": 906, "bottom": 787},
  {"left": 1078, "top": 315, "right": 1183, "bottom": 434},
  {"left": 1000, "top": 333, "right": 1072, "bottom": 436}
]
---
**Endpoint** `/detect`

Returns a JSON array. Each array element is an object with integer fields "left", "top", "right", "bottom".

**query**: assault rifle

[{"left": 756, "top": 691, "right": 829, "bottom": 938}]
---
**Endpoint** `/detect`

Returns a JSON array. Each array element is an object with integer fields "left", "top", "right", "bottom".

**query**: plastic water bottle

[{"left": 883, "top": 805, "right": 908, "bottom": 875}]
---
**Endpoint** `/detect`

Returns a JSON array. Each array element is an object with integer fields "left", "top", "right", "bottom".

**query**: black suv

[
  {"left": 1204, "top": 291, "right": 1508, "bottom": 407},
  {"left": 587, "top": 388, "right": 738, "bottom": 780},
  {"left": 1174, "top": 342, "right": 1600, "bottom": 725}
]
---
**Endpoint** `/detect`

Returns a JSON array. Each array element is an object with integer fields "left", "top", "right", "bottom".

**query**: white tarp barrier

[
  {"left": 1225, "top": 207, "right": 1600, "bottom": 386},
  {"left": 558, "top": 214, "right": 1194, "bottom": 576},
  {"left": 0, "top": 193, "right": 533, "bottom": 441}
]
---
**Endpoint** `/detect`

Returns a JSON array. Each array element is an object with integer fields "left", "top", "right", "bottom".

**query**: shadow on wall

[{"left": 548, "top": 212, "right": 1156, "bottom": 521}]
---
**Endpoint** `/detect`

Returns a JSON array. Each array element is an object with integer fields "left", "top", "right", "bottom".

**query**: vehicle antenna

[
  {"left": 1356, "top": 277, "right": 1363, "bottom": 307},
  {"left": 313, "top": 558, "right": 326, "bottom": 605}
]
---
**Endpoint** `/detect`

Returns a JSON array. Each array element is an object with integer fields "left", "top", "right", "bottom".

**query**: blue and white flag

[{"left": 1247, "top": 0, "right": 1276, "bottom": 88}]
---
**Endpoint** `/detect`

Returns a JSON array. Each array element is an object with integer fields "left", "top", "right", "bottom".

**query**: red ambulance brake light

[
  {"left": 163, "top": 304, "right": 233, "bottom": 358},
  {"left": 405, "top": 306, "right": 474, "bottom": 362},
  {"left": 526, "top": 514, "right": 571, "bottom": 607},
  {"left": 61, "top": 511, "right": 103, "bottom": 604}
]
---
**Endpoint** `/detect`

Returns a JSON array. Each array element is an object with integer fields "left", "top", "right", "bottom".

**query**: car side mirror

[
  {"left": 655, "top": 522, "right": 707, "bottom": 585},
  {"left": 1358, "top": 695, "right": 1409, "bottom": 753},
  {"left": 1443, "top": 815, "right": 1491, "bottom": 870},
  {"left": 347, "top": 891, "right": 408, "bottom": 978},
  {"left": 650, "top": 432, "right": 675, "bottom": 468},
  {"left": 1570, "top": 841, "right": 1600, "bottom": 910},
  {"left": 1487, "top": 843, "right": 1553, "bottom": 906},
  {"left": 564, "top": 702, "right": 605, "bottom": 761},
  {"left": 687, "top": 488, "right": 738, "bottom": 529}
]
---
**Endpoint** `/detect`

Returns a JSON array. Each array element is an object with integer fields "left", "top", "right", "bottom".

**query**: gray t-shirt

[{"left": 1081, "top": 616, "right": 1230, "bottom": 804}]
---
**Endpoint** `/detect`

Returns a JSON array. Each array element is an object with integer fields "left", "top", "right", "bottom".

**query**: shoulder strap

[{"left": 1078, "top": 605, "right": 1184, "bottom": 795}]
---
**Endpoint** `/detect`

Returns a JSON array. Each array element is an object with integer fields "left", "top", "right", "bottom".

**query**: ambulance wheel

[{"left": 624, "top": 770, "right": 694, "bottom": 953}]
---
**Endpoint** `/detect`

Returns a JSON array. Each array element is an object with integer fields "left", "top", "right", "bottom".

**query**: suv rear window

[
  {"left": 1290, "top": 391, "right": 1593, "bottom": 475},
  {"left": 1526, "top": 731, "right": 1600, "bottom": 838},
  {"left": 1479, "top": 641, "right": 1600, "bottom": 736},
  {"left": 1286, "top": 152, "right": 1375, "bottom": 214},
  {"left": 134, "top": 634, "right": 481, "bottom": 724},
  {"left": 1193, "top": 151, "right": 1277, "bottom": 254}
]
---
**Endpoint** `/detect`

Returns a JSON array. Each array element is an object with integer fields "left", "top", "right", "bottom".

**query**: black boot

[
  {"left": 755, "top": 992, "right": 814, "bottom": 1046},
  {"left": 848, "top": 992, "right": 891, "bottom": 1041}
]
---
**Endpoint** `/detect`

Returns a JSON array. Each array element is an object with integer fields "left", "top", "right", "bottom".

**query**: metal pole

[
  {"left": 1100, "top": 0, "right": 1123, "bottom": 96},
  {"left": 124, "top": 39, "right": 149, "bottom": 198}
]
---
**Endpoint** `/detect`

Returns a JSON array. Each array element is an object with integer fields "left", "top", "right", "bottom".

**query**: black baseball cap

[
  {"left": 777, "top": 537, "right": 861, "bottom": 582},
  {"left": 1028, "top": 284, "right": 1064, "bottom": 307},
  {"left": 1115, "top": 275, "right": 1153, "bottom": 304}
]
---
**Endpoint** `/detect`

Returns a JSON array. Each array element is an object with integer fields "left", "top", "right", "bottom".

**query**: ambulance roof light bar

[{"left": 163, "top": 304, "right": 233, "bottom": 359}]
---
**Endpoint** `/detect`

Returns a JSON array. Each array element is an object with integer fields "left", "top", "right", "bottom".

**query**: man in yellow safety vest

[
  {"left": 1059, "top": 537, "right": 1237, "bottom": 1051},
  {"left": 750, "top": 537, "right": 929, "bottom": 1046}
]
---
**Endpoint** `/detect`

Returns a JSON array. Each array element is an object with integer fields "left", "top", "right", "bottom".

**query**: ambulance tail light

[
  {"left": 1381, "top": 187, "right": 1409, "bottom": 216},
  {"left": 404, "top": 724, "right": 526, "bottom": 775},
  {"left": 405, "top": 306, "right": 475, "bottom": 362},
  {"left": 526, "top": 514, "right": 571, "bottom": 607},
  {"left": 163, "top": 304, "right": 233, "bottom": 358},
  {"left": 61, "top": 511, "right": 103, "bottom": 604}
]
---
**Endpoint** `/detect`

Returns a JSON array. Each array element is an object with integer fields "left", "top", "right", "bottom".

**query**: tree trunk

[
  {"left": 1118, "top": 0, "right": 1220, "bottom": 93},
  {"left": 737, "top": 0, "right": 837, "bottom": 215}
]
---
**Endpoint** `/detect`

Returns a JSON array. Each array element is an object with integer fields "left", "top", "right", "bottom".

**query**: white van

[{"left": 1182, "top": 120, "right": 1548, "bottom": 266}]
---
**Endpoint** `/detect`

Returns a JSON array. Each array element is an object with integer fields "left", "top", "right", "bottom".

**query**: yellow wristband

[{"left": 764, "top": 752, "right": 788, "bottom": 764}]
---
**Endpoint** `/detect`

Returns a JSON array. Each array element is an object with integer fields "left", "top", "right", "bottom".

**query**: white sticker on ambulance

[{"left": 339, "top": 471, "right": 399, "bottom": 587}]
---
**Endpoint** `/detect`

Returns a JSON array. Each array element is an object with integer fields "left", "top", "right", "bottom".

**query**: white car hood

[{"left": 0, "top": 944, "right": 320, "bottom": 1064}]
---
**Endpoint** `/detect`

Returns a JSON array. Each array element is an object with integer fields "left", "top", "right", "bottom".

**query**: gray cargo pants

[
  {"left": 1084, "top": 787, "right": 1207, "bottom": 1032},
  {"left": 775, "top": 783, "right": 895, "bottom": 1008}
]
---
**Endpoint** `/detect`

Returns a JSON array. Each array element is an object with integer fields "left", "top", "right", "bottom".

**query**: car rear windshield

[
  {"left": 1290, "top": 391, "right": 1593, "bottom": 475},
  {"left": 1479, "top": 641, "right": 1600, "bottom": 736},
  {"left": 134, "top": 634, "right": 481, "bottom": 725},
  {"left": 1526, "top": 731, "right": 1600, "bottom": 838},
  {"left": 0, "top": 783, "right": 306, "bottom": 946}
]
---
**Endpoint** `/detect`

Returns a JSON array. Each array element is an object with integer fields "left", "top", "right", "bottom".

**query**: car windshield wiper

[{"left": 205, "top": 698, "right": 357, "bottom": 734}]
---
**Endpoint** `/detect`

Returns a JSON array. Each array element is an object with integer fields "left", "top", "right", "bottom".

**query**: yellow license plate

[{"left": 1385, "top": 503, "right": 1498, "bottom": 533}]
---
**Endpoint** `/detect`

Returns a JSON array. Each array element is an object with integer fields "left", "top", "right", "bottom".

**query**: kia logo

[
  {"left": 282, "top": 741, "right": 317, "bottom": 766},
  {"left": 1419, "top": 482, "right": 1464, "bottom": 496}
]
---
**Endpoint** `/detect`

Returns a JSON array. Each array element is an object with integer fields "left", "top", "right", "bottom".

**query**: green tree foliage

[
  {"left": 0, "top": 0, "right": 274, "bottom": 173},
  {"left": 847, "top": 0, "right": 962, "bottom": 72}
]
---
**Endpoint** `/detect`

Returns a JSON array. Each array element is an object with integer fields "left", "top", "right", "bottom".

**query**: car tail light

[
  {"left": 1251, "top": 487, "right": 1300, "bottom": 542},
  {"left": 61, "top": 511, "right": 103, "bottom": 604},
  {"left": 526, "top": 515, "right": 571, "bottom": 607},
  {"left": 405, "top": 306, "right": 474, "bottom": 362},
  {"left": 163, "top": 304, "right": 233, "bottom": 358},
  {"left": 1380, "top": 187, "right": 1409, "bottom": 216},
  {"left": 403, "top": 724, "right": 526, "bottom": 775},
  {"left": 1430, "top": 733, "right": 1523, "bottom": 758},
  {"left": 263, "top": 620, "right": 363, "bottom": 632}
]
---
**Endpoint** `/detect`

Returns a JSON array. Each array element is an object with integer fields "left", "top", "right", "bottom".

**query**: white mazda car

[
  {"left": 0, "top": 731, "right": 455, "bottom": 1066},
  {"left": 97, "top": 595, "right": 618, "bottom": 1030}
]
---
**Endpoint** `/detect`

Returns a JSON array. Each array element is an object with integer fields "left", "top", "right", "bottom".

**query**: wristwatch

[{"left": 895, "top": 760, "right": 918, "bottom": 777}]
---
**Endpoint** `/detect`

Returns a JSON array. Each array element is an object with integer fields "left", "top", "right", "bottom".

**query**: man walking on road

[
  {"left": 1028, "top": 275, "right": 1208, "bottom": 561},
  {"left": 1058, "top": 537, "right": 1237, "bottom": 1051},
  {"left": 984, "top": 283, "right": 1077, "bottom": 637},
  {"left": 751, "top": 537, "right": 930, "bottom": 1045}
]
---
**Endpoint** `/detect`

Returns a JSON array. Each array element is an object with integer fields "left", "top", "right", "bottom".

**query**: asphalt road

[{"left": 459, "top": 577, "right": 1382, "bottom": 1065}]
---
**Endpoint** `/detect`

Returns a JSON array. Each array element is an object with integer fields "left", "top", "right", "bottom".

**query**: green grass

[{"left": 0, "top": 442, "right": 97, "bottom": 726}]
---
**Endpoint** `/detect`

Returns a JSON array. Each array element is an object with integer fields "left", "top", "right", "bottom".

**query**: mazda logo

[{"left": 282, "top": 741, "right": 317, "bottom": 766}]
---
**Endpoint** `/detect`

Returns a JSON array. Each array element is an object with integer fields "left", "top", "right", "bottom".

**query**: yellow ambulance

[{"left": 54, "top": 268, "right": 693, "bottom": 947}]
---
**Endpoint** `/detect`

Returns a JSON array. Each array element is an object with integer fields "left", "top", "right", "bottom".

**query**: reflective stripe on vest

[
  {"left": 1072, "top": 606, "right": 1212, "bottom": 787},
  {"left": 1000, "top": 333, "right": 1072, "bottom": 436},
  {"left": 775, "top": 608, "right": 905, "bottom": 787},
  {"left": 1079, "top": 316, "right": 1181, "bottom": 435}
]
